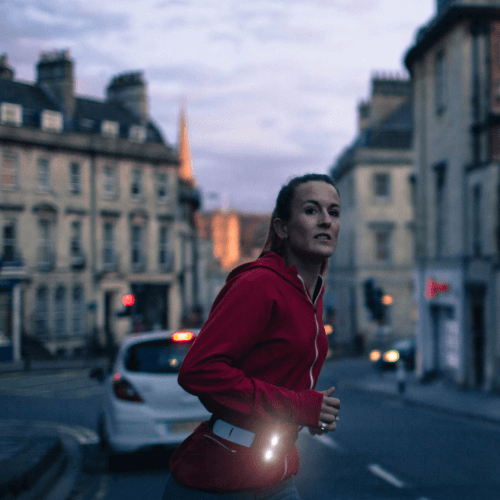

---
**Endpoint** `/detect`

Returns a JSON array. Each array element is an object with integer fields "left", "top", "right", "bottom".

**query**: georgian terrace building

[{"left": 0, "top": 51, "right": 200, "bottom": 361}]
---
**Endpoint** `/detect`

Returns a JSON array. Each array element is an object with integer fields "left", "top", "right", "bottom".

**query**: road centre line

[
  {"left": 312, "top": 433, "right": 343, "bottom": 452},
  {"left": 367, "top": 463, "right": 405, "bottom": 489}
]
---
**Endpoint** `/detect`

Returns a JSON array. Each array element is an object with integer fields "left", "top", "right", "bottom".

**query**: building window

[
  {"left": 435, "top": 50, "right": 447, "bottom": 114},
  {"left": 103, "top": 165, "right": 117, "bottom": 197},
  {"left": 409, "top": 174, "right": 417, "bottom": 208},
  {"left": 69, "top": 220, "right": 85, "bottom": 270},
  {"left": 69, "top": 162, "right": 81, "bottom": 194},
  {"left": 101, "top": 120, "right": 119, "bottom": 138},
  {"left": 2, "top": 221, "right": 17, "bottom": 263},
  {"left": 374, "top": 230, "right": 391, "bottom": 262},
  {"left": 35, "top": 286, "right": 49, "bottom": 336},
  {"left": 131, "top": 225, "right": 144, "bottom": 269},
  {"left": 373, "top": 173, "right": 391, "bottom": 202},
  {"left": 37, "top": 158, "right": 51, "bottom": 191},
  {"left": 72, "top": 286, "right": 85, "bottom": 336},
  {"left": 435, "top": 164, "right": 446, "bottom": 257},
  {"left": 473, "top": 184, "right": 482, "bottom": 256},
  {"left": 54, "top": 286, "right": 67, "bottom": 337},
  {"left": 159, "top": 226, "right": 172, "bottom": 270},
  {"left": 2, "top": 150, "right": 18, "bottom": 189},
  {"left": 0, "top": 102, "right": 22, "bottom": 126},
  {"left": 157, "top": 172, "right": 168, "bottom": 201},
  {"left": 41, "top": 110, "right": 63, "bottom": 133},
  {"left": 38, "top": 219, "right": 54, "bottom": 269},
  {"left": 103, "top": 223, "right": 116, "bottom": 270},
  {"left": 131, "top": 168, "right": 143, "bottom": 199},
  {"left": 129, "top": 125, "right": 146, "bottom": 143}
]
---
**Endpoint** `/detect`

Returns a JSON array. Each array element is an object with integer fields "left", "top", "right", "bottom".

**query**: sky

[{"left": 1, "top": 0, "right": 435, "bottom": 213}]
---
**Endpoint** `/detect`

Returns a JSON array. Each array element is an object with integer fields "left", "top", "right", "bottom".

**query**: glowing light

[
  {"left": 383, "top": 350, "right": 400, "bottom": 363},
  {"left": 324, "top": 324, "right": 333, "bottom": 335},
  {"left": 370, "top": 350, "right": 381, "bottom": 362},
  {"left": 169, "top": 358, "right": 179, "bottom": 367},
  {"left": 172, "top": 331, "right": 194, "bottom": 342},
  {"left": 381, "top": 294, "right": 393, "bottom": 306},
  {"left": 270, "top": 435, "right": 279, "bottom": 447},
  {"left": 113, "top": 372, "right": 121, "bottom": 381},
  {"left": 264, "top": 449, "right": 273, "bottom": 461},
  {"left": 122, "top": 294, "right": 135, "bottom": 307}
]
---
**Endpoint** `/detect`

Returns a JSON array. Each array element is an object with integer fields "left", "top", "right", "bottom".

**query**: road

[{"left": 1, "top": 359, "right": 499, "bottom": 500}]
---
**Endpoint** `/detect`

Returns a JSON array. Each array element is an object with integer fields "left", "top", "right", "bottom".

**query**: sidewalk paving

[
  {"left": 0, "top": 421, "right": 66, "bottom": 500},
  {"left": 344, "top": 366, "right": 500, "bottom": 425}
]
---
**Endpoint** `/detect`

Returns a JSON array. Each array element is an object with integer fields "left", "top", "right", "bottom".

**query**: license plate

[{"left": 170, "top": 420, "right": 203, "bottom": 434}]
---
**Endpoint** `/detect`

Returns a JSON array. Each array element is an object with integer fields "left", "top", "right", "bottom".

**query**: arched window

[
  {"left": 35, "top": 286, "right": 49, "bottom": 336},
  {"left": 54, "top": 286, "right": 67, "bottom": 337},
  {"left": 72, "top": 286, "right": 85, "bottom": 336}
]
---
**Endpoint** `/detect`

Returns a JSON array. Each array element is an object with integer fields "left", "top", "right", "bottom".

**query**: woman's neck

[{"left": 283, "top": 252, "right": 323, "bottom": 298}]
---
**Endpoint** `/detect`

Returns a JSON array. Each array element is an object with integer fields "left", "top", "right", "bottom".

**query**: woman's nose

[{"left": 319, "top": 210, "right": 331, "bottom": 226}]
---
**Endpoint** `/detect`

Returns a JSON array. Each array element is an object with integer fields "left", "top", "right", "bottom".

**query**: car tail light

[
  {"left": 113, "top": 373, "right": 143, "bottom": 402},
  {"left": 172, "top": 331, "right": 194, "bottom": 342}
]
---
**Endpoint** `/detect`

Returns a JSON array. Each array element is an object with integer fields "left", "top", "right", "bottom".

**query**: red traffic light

[{"left": 122, "top": 294, "right": 135, "bottom": 307}]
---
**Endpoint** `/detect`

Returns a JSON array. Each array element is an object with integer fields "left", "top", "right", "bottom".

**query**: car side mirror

[{"left": 89, "top": 367, "right": 105, "bottom": 383}]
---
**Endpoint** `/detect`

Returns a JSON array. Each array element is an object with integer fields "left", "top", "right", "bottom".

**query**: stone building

[
  {"left": 405, "top": 0, "right": 500, "bottom": 390},
  {"left": 0, "top": 51, "right": 200, "bottom": 361},
  {"left": 327, "top": 75, "right": 416, "bottom": 352}
]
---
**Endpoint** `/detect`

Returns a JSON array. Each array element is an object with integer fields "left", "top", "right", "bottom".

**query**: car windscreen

[{"left": 124, "top": 339, "right": 192, "bottom": 374}]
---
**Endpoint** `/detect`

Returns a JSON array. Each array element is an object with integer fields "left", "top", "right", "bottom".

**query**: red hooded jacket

[{"left": 169, "top": 252, "right": 329, "bottom": 492}]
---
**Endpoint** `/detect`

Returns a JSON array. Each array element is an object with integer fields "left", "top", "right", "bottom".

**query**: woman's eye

[
  {"left": 329, "top": 210, "right": 340, "bottom": 217},
  {"left": 305, "top": 207, "right": 316, "bottom": 214}
]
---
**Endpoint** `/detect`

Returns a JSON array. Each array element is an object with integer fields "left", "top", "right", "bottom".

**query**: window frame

[
  {"left": 373, "top": 172, "right": 391, "bottom": 203},
  {"left": 37, "top": 157, "right": 51, "bottom": 192},
  {"left": 103, "top": 164, "right": 117, "bottom": 198},
  {"left": 69, "top": 162, "right": 81, "bottom": 195},
  {"left": 131, "top": 168, "right": 143, "bottom": 200},
  {"left": 2, "top": 149, "right": 19, "bottom": 189}
]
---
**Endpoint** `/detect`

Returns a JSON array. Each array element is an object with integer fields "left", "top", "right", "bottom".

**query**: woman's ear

[{"left": 273, "top": 218, "right": 288, "bottom": 240}]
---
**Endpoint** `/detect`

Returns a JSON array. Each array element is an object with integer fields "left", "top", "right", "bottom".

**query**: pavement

[{"left": 1, "top": 357, "right": 500, "bottom": 500}]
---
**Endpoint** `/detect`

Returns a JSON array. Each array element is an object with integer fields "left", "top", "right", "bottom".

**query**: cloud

[{"left": 0, "top": 1, "right": 128, "bottom": 43}]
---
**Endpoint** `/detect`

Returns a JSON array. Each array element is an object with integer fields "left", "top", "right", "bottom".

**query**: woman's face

[{"left": 276, "top": 181, "right": 341, "bottom": 264}]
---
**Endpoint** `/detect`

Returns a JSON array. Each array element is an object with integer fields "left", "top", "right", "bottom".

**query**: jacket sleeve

[{"left": 177, "top": 273, "right": 323, "bottom": 428}]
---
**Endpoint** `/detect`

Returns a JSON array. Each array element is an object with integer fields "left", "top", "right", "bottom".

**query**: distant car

[
  {"left": 90, "top": 330, "right": 210, "bottom": 462},
  {"left": 369, "top": 338, "right": 416, "bottom": 371}
]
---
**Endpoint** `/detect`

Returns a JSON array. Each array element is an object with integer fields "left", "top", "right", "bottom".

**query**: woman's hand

[{"left": 309, "top": 386, "right": 340, "bottom": 435}]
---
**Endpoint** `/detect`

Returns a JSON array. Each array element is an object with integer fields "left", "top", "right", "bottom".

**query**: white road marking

[
  {"left": 368, "top": 463, "right": 405, "bottom": 489},
  {"left": 0, "top": 419, "right": 99, "bottom": 445},
  {"left": 312, "top": 433, "right": 343, "bottom": 452}
]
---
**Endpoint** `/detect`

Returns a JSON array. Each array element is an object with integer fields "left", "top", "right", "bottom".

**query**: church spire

[{"left": 178, "top": 100, "right": 195, "bottom": 186}]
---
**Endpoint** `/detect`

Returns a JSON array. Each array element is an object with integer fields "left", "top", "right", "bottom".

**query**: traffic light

[
  {"left": 363, "top": 279, "right": 376, "bottom": 312},
  {"left": 373, "top": 288, "right": 385, "bottom": 323},
  {"left": 117, "top": 294, "right": 135, "bottom": 317},
  {"left": 363, "top": 279, "right": 387, "bottom": 324}
]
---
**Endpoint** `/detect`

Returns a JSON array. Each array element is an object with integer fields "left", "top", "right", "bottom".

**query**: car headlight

[
  {"left": 383, "top": 350, "right": 400, "bottom": 363},
  {"left": 370, "top": 350, "right": 381, "bottom": 362}
]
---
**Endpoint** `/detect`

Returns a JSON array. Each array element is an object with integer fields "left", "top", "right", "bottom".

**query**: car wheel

[{"left": 98, "top": 414, "right": 122, "bottom": 472}]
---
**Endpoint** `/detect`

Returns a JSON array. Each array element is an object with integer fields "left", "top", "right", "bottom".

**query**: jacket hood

[{"left": 226, "top": 252, "right": 322, "bottom": 298}]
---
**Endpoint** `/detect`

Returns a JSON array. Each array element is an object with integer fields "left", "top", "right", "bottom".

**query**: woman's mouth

[{"left": 314, "top": 234, "right": 331, "bottom": 240}]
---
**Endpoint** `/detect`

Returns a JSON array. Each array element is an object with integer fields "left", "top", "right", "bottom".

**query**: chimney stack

[
  {"left": 368, "top": 73, "right": 411, "bottom": 128},
  {"left": 36, "top": 50, "right": 75, "bottom": 116},
  {"left": 0, "top": 54, "right": 14, "bottom": 80},
  {"left": 106, "top": 72, "right": 148, "bottom": 124}
]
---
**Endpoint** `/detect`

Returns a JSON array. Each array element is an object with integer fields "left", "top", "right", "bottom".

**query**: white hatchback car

[{"left": 91, "top": 330, "right": 210, "bottom": 457}]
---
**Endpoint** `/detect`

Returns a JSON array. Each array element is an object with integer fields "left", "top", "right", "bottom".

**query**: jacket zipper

[{"left": 297, "top": 276, "right": 321, "bottom": 390}]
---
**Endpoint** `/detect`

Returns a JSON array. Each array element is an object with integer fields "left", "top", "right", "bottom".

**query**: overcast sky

[{"left": 2, "top": 0, "right": 435, "bottom": 213}]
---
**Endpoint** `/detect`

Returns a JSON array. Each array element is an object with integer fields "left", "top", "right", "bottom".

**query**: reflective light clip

[{"left": 263, "top": 434, "right": 280, "bottom": 462}]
